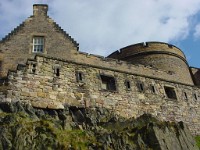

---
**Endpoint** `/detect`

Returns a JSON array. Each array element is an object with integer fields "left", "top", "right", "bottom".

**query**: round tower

[{"left": 108, "top": 42, "right": 194, "bottom": 85}]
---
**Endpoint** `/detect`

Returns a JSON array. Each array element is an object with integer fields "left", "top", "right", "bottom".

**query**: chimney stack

[{"left": 33, "top": 4, "right": 48, "bottom": 16}]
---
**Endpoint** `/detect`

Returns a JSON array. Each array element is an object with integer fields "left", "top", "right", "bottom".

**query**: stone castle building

[{"left": 0, "top": 4, "right": 200, "bottom": 135}]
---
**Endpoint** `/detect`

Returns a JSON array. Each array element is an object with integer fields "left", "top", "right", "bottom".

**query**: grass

[{"left": 195, "top": 136, "right": 200, "bottom": 148}]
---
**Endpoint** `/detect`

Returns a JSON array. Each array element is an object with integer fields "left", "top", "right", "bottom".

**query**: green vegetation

[
  {"left": 195, "top": 136, "right": 200, "bottom": 148},
  {"left": 0, "top": 103, "right": 199, "bottom": 150},
  {"left": 0, "top": 111, "right": 98, "bottom": 149}
]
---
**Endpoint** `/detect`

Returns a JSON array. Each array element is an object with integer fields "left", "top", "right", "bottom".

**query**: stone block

[
  {"left": 49, "top": 94, "right": 57, "bottom": 100},
  {"left": 57, "top": 92, "right": 65, "bottom": 99},
  {"left": 30, "top": 92, "right": 38, "bottom": 97},
  {"left": 74, "top": 92, "right": 83, "bottom": 100},
  {"left": 21, "top": 88, "right": 29, "bottom": 92},
  {"left": 21, "top": 92, "right": 30, "bottom": 96},
  {"left": 37, "top": 92, "right": 46, "bottom": 98}
]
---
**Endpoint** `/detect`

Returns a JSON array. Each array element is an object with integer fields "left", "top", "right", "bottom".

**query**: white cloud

[
  {"left": 1, "top": 0, "right": 200, "bottom": 56},
  {"left": 194, "top": 23, "right": 200, "bottom": 38}
]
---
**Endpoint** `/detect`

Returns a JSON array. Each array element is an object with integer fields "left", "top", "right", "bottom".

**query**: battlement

[
  {"left": 108, "top": 42, "right": 193, "bottom": 85},
  {"left": 109, "top": 42, "right": 186, "bottom": 59},
  {"left": 0, "top": 54, "right": 199, "bottom": 135},
  {"left": 0, "top": 4, "right": 200, "bottom": 135}
]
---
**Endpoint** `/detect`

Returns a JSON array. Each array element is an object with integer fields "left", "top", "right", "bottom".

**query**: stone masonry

[{"left": 0, "top": 4, "right": 200, "bottom": 135}]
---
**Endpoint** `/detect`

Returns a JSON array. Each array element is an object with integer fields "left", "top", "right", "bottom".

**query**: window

[
  {"left": 164, "top": 86, "right": 177, "bottom": 99},
  {"left": 183, "top": 92, "right": 188, "bottom": 100},
  {"left": 137, "top": 82, "right": 144, "bottom": 92},
  {"left": 150, "top": 85, "right": 156, "bottom": 93},
  {"left": 55, "top": 68, "right": 60, "bottom": 77},
  {"left": 33, "top": 37, "right": 44, "bottom": 53},
  {"left": 194, "top": 93, "right": 198, "bottom": 100},
  {"left": 100, "top": 75, "right": 116, "bottom": 91},
  {"left": 32, "top": 64, "right": 36, "bottom": 73},
  {"left": 76, "top": 72, "right": 83, "bottom": 82},
  {"left": 125, "top": 80, "right": 131, "bottom": 90}
]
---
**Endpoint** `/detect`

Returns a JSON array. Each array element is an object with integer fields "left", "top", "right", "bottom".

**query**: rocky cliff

[{"left": 0, "top": 101, "right": 199, "bottom": 150}]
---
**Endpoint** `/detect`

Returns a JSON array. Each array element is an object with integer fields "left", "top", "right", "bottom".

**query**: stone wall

[
  {"left": 108, "top": 42, "right": 194, "bottom": 85},
  {"left": 0, "top": 4, "right": 78, "bottom": 78},
  {"left": 4, "top": 55, "right": 200, "bottom": 135},
  {"left": 0, "top": 4, "right": 194, "bottom": 87},
  {"left": 190, "top": 67, "right": 200, "bottom": 86}
]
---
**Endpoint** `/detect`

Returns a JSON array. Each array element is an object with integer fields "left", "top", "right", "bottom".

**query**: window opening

[
  {"left": 100, "top": 75, "right": 116, "bottom": 91},
  {"left": 55, "top": 68, "right": 60, "bottom": 77},
  {"left": 151, "top": 85, "right": 156, "bottom": 93},
  {"left": 32, "top": 64, "right": 36, "bottom": 73},
  {"left": 76, "top": 72, "right": 83, "bottom": 82},
  {"left": 184, "top": 92, "right": 188, "bottom": 100},
  {"left": 33, "top": 37, "right": 44, "bottom": 53},
  {"left": 137, "top": 82, "right": 144, "bottom": 92},
  {"left": 125, "top": 80, "right": 131, "bottom": 90},
  {"left": 194, "top": 93, "right": 198, "bottom": 100},
  {"left": 164, "top": 86, "right": 177, "bottom": 99}
]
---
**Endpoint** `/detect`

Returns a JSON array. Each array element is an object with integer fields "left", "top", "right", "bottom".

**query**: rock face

[{"left": 0, "top": 102, "right": 198, "bottom": 150}]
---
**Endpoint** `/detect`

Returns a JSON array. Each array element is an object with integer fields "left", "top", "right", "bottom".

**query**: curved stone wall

[{"left": 108, "top": 42, "right": 194, "bottom": 85}]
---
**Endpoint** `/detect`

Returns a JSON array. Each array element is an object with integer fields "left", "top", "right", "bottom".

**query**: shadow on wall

[
  {"left": 193, "top": 69, "right": 200, "bottom": 86},
  {"left": 0, "top": 61, "right": 2, "bottom": 77}
]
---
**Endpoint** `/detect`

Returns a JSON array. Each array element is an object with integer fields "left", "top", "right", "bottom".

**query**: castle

[{"left": 0, "top": 4, "right": 200, "bottom": 135}]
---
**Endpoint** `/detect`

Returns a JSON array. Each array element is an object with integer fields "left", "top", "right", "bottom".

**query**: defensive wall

[
  {"left": 0, "top": 4, "right": 200, "bottom": 136},
  {"left": 108, "top": 42, "right": 194, "bottom": 85},
  {"left": 0, "top": 54, "right": 199, "bottom": 135}
]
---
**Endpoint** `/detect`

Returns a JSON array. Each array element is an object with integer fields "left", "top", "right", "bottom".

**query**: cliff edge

[{"left": 0, "top": 102, "right": 199, "bottom": 150}]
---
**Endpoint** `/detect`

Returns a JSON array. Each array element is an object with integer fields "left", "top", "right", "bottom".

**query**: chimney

[{"left": 33, "top": 4, "right": 48, "bottom": 16}]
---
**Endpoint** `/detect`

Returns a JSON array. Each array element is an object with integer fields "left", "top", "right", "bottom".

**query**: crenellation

[{"left": 0, "top": 4, "right": 200, "bottom": 136}]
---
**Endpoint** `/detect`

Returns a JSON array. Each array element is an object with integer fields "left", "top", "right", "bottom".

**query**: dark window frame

[
  {"left": 125, "top": 80, "right": 131, "bottom": 90},
  {"left": 137, "top": 82, "right": 144, "bottom": 92},
  {"left": 183, "top": 92, "right": 188, "bottom": 100},
  {"left": 194, "top": 93, "right": 198, "bottom": 101},
  {"left": 55, "top": 68, "right": 60, "bottom": 77},
  {"left": 32, "top": 64, "right": 36, "bottom": 74},
  {"left": 150, "top": 85, "right": 156, "bottom": 94},
  {"left": 164, "top": 86, "right": 177, "bottom": 100},
  {"left": 76, "top": 71, "right": 84, "bottom": 82},
  {"left": 100, "top": 74, "right": 117, "bottom": 91}
]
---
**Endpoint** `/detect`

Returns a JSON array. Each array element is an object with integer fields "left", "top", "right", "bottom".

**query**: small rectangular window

[
  {"left": 33, "top": 37, "right": 44, "bottom": 53},
  {"left": 125, "top": 80, "right": 131, "bottom": 90},
  {"left": 55, "top": 68, "right": 60, "bottom": 77},
  {"left": 137, "top": 82, "right": 144, "bottom": 92},
  {"left": 32, "top": 64, "right": 36, "bottom": 73},
  {"left": 194, "top": 93, "right": 198, "bottom": 100},
  {"left": 150, "top": 85, "right": 156, "bottom": 93},
  {"left": 164, "top": 86, "right": 177, "bottom": 99},
  {"left": 183, "top": 92, "right": 188, "bottom": 100},
  {"left": 76, "top": 72, "right": 83, "bottom": 82},
  {"left": 100, "top": 75, "right": 116, "bottom": 91}
]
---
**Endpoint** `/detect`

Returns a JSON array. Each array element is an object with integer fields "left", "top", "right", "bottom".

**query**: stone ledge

[{"left": 31, "top": 100, "right": 64, "bottom": 109}]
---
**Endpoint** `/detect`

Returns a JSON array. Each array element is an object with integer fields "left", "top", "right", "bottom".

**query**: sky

[{"left": 0, "top": 0, "right": 200, "bottom": 68}]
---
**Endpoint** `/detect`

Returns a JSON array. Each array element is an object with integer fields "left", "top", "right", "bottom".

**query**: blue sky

[{"left": 0, "top": 0, "right": 200, "bottom": 68}]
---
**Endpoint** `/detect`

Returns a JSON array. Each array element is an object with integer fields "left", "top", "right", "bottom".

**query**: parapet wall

[
  {"left": 3, "top": 55, "right": 200, "bottom": 135},
  {"left": 108, "top": 42, "right": 193, "bottom": 85},
  {"left": 109, "top": 42, "right": 186, "bottom": 60}
]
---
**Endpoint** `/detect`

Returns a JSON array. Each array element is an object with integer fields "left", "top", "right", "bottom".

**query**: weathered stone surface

[
  {"left": 31, "top": 100, "right": 64, "bottom": 109},
  {"left": 0, "top": 4, "right": 200, "bottom": 137},
  {"left": 0, "top": 102, "right": 198, "bottom": 150}
]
